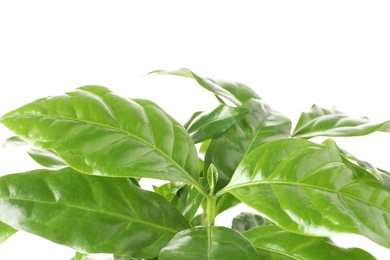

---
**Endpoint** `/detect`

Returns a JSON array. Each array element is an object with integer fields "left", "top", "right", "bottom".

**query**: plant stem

[
  {"left": 193, "top": 182, "right": 209, "bottom": 197},
  {"left": 206, "top": 194, "right": 217, "bottom": 226}
]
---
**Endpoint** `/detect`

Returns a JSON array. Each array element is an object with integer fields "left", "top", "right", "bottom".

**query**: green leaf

[
  {"left": 205, "top": 99, "right": 292, "bottom": 189},
  {"left": 215, "top": 193, "right": 241, "bottom": 216},
  {"left": 3, "top": 136, "right": 67, "bottom": 169},
  {"left": 293, "top": 104, "right": 390, "bottom": 138},
  {"left": 324, "top": 139, "right": 390, "bottom": 191},
  {"left": 75, "top": 252, "right": 88, "bottom": 260},
  {"left": 232, "top": 212, "right": 269, "bottom": 233},
  {"left": 191, "top": 214, "right": 203, "bottom": 227},
  {"left": 243, "top": 226, "right": 375, "bottom": 259},
  {"left": 114, "top": 256, "right": 157, "bottom": 260},
  {"left": 153, "top": 182, "right": 185, "bottom": 201},
  {"left": 207, "top": 164, "right": 218, "bottom": 194},
  {"left": 159, "top": 226, "right": 258, "bottom": 260},
  {"left": 183, "top": 111, "right": 203, "bottom": 130},
  {"left": 221, "top": 138, "right": 390, "bottom": 248},
  {"left": 186, "top": 104, "right": 250, "bottom": 143},
  {"left": 149, "top": 68, "right": 260, "bottom": 106},
  {"left": 0, "top": 168, "right": 190, "bottom": 258},
  {"left": 170, "top": 184, "right": 205, "bottom": 222},
  {"left": 0, "top": 221, "right": 17, "bottom": 245},
  {"left": 153, "top": 182, "right": 204, "bottom": 222},
  {"left": 0, "top": 86, "right": 201, "bottom": 187}
]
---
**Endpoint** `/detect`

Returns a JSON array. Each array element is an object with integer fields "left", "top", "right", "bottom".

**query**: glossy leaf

[
  {"left": 222, "top": 138, "right": 390, "bottom": 248},
  {"left": 159, "top": 226, "right": 258, "bottom": 260},
  {"left": 149, "top": 68, "right": 260, "bottom": 106},
  {"left": 232, "top": 212, "right": 269, "bottom": 233},
  {"left": 0, "top": 221, "right": 17, "bottom": 245},
  {"left": 3, "top": 136, "right": 67, "bottom": 169},
  {"left": 170, "top": 184, "right": 204, "bottom": 222},
  {"left": 0, "top": 168, "right": 190, "bottom": 258},
  {"left": 293, "top": 104, "right": 390, "bottom": 138},
  {"left": 243, "top": 226, "right": 375, "bottom": 259},
  {"left": 324, "top": 138, "right": 390, "bottom": 190},
  {"left": 153, "top": 182, "right": 204, "bottom": 222},
  {"left": 186, "top": 104, "right": 250, "bottom": 143},
  {"left": 0, "top": 86, "right": 201, "bottom": 186},
  {"left": 205, "top": 99, "right": 292, "bottom": 189}
]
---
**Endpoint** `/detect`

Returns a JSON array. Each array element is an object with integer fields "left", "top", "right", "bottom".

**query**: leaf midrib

[
  {"left": 251, "top": 244, "right": 300, "bottom": 260},
  {"left": 223, "top": 180, "right": 390, "bottom": 213},
  {"left": 2, "top": 196, "right": 180, "bottom": 234},
  {"left": 4, "top": 113, "right": 197, "bottom": 184}
]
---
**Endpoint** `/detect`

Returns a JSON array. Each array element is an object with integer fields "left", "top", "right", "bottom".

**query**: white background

[{"left": 1, "top": 1, "right": 390, "bottom": 259}]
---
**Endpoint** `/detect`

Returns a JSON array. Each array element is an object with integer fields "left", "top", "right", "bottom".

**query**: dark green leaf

[
  {"left": 159, "top": 226, "right": 258, "bottom": 260},
  {"left": 205, "top": 99, "right": 292, "bottom": 189},
  {"left": 3, "top": 136, "right": 67, "bottom": 169},
  {"left": 293, "top": 104, "right": 390, "bottom": 138},
  {"left": 149, "top": 68, "right": 260, "bottom": 106},
  {"left": 0, "top": 168, "right": 190, "bottom": 258},
  {"left": 243, "top": 226, "right": 375, "bottom": 259},
  {"left": 0, "top": 86, "right": 201, "bottom": 187},
  {"left": 187, "top": 104, "right": 250, "bottom": 143},
  {"left": 170, "top": 184, "right": 204, "bottom": 222},
  {"left": 0, "top": 221, "right": 17, "bottom": 245},
  {"left": 183, "top": 111, "right": 203, "bottom": 130},
  {"left": 153, "top": 182, "right": 203, "bottom": 222},
  {"left": 190, "top": 214, "right": 204, "bottom": 227},
  {"left": 221, "top": 138, "right": 390, "bottom": 248},
  {"left": 232, "top": 212, "right": 269, "bottom": 233}
]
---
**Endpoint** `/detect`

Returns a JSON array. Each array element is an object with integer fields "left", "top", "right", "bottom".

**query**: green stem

[
  {"left": 206, "top": 194, "right": 217, "bottom": 226},
  {"left": 193, "top": 182, "right": 209, "bottom": 197}
]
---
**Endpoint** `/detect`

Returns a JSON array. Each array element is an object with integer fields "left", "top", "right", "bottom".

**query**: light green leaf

[
  {"left": 0, "top": 168, "right": 190, "bottom": 258},
  {"left": 243, "top": 226, "right": 375, "bottom": 259},
  {"left": 149, "top": 68, "right": 260, "bottom": 106},
  {"left": 293, "top": 104, "right": 390, "bottom": 138},
  {"left": 75, "top": 252, "right": 88, "bottom": 260},
  {"left": 232, "top": 212, "right": 269, "bottom": 233},
  {"left": 324, "top": 139, "right": 390, "bottom": 191},
  {"left": 153, "top": 182, "right": 185, "bottom": 201},
  {"left": 205, "top": 99, "right": 292, "bottom": 189},
  {"left": 207, "top": 164, "right": 218, "bottom": 194},
  {"left": 159, "top": 226, "right": 258, "bottom": 260},
  {"left": 0, "top": 221, "right": 17, "bottom": 245},
  {"left": 0, "top": 86, "right": 201, "bottom": 187},
  {"left": 3, "top": 136, "right": 67, "bottom": 169},
  {"left": 221, "top": 138, "right": 390, "bottom": 248},
  {"left": 186, "top": 104, "right": 250, "bottom": 143}
]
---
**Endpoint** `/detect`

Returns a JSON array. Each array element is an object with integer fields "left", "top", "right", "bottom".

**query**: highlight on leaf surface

[
  {"left": 0, "top": 68, "right": 389, "bottom": 259},
  {"left": 222, "top": 138, "right": 390, "bottom": 248}
]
